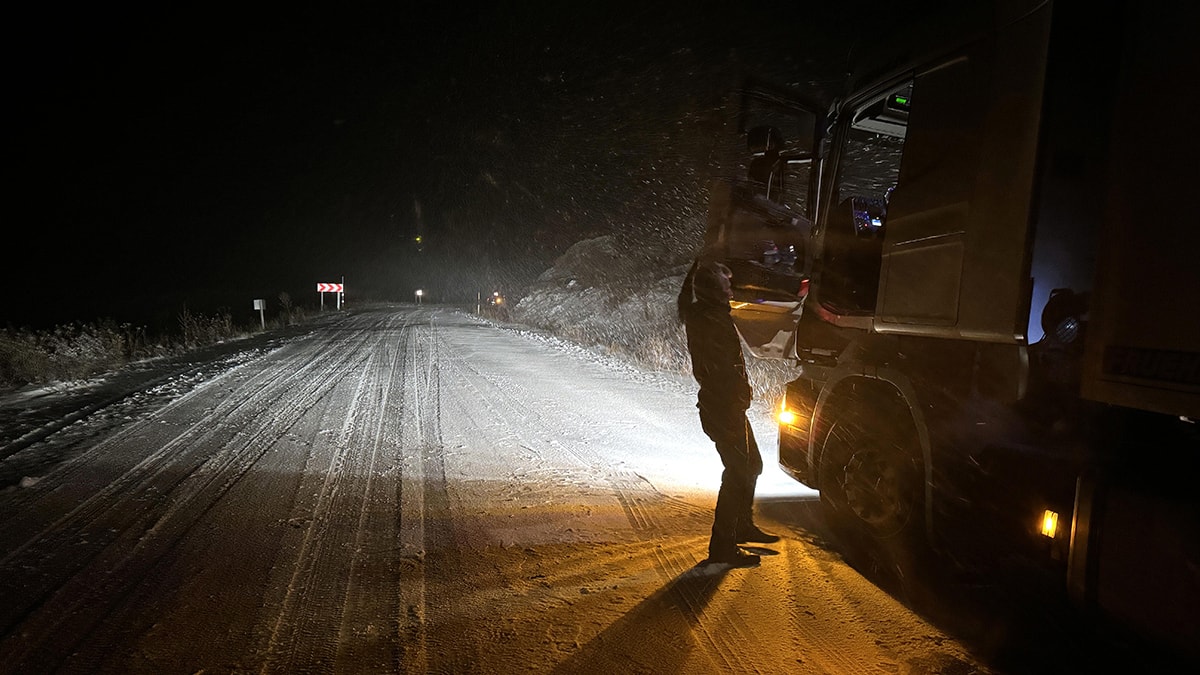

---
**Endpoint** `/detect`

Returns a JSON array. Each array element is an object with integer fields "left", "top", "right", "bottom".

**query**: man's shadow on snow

[{"left": 551, "top": 559, "right": 767, "bottom": 673}]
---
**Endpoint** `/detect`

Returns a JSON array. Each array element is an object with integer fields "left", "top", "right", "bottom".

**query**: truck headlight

[{"left": 777, "top": 397, "right": 801, "bottom": 427}]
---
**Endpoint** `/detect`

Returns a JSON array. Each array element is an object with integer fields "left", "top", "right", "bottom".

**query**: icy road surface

[{"left": 0, "top": 306, "right": 987, "bottom": 673}]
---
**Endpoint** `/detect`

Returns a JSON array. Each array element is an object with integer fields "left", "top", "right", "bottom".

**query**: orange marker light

[{"left": 1040, "top": 509, "right": 1059, "bottom": 538}]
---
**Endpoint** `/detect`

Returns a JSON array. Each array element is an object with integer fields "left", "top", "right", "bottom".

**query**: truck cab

[{"left": 704, "top": 0, "right": 1200, "bottom": 659}]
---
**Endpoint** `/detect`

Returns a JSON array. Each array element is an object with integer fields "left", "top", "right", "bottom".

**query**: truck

[{"left": 702, "top": 0, "right": 1199, "bottom": 660}]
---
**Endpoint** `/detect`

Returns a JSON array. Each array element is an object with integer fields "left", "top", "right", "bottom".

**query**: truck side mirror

[{"left": 748, "top": 126, "right": 786, "bottom": 199}]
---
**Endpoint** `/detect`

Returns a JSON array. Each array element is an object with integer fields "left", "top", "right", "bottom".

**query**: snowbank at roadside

[
  {"left": 512, "top": 235, "right": 694, "bottom": 373},
  {"left": 511, "top": 234, "right": 797, "bottom": 404}
]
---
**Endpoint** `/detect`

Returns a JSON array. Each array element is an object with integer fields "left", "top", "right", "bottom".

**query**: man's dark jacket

[{"left": 678, "top": 261, "right": 753, "bottom": 414}]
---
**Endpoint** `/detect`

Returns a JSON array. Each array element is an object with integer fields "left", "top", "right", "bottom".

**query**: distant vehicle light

[{"left": 1040, "top": 509, "right": 1059, "bottom": 538}]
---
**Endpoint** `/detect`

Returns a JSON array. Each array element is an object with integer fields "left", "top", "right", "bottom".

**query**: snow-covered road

[{"left": 0, "top": 306, "right": 988, "bottom": 673}]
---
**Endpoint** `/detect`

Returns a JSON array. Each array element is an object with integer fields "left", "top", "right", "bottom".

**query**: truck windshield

[{"left": 836, "top": 127, "right": 904, "bottom": 207}]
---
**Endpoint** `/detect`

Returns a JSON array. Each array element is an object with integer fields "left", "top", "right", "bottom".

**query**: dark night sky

[{"left": 8, "top": 3, "right": 894, "bottom": 332}]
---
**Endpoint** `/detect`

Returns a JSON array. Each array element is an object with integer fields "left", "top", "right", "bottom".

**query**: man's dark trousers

[{"left": 700, "top": 407, "right": 763, "bottom": 557}]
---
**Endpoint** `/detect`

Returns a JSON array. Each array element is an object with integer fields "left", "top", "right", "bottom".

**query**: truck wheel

[{"left": 818, "top": 397, "right": 925, "bottom": 589}]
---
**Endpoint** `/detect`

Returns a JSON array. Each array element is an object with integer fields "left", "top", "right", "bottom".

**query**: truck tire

[{"left": 818, "top": 391, "right": 926, "bottom": 591}]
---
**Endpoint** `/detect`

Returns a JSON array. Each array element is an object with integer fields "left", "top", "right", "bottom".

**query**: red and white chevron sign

[{"left": 317, "top": 283, "right": 344, "bottom": 293}]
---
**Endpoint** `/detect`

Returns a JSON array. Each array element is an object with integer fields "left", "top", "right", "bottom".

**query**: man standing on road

[{"left": 678, "top": 258, "right": 780, "bottom": 568}]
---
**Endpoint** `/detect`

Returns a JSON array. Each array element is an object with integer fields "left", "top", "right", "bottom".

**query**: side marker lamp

[{"left": 1040, "top": 509, "right": 1059, "bottom": 538}]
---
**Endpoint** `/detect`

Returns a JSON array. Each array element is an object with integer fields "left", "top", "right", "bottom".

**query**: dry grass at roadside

[
  {"left": 0, "top": 321, "right": 156, "bottom": 391},
  {"left": 0, "top": 305, "right": 303, "bottom": 392}
]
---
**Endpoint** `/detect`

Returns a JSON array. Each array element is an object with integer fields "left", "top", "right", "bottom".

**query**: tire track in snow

[
  {"left": 0, "top": 317, "right": 384, "bottom": 671},
  {"left": 258, "top": 313, "right": 409, "bottom": 673},
  {"left": 394, "top": 309, "right": 463, "bottom": 671},
  {"left": 777, "top": 539, "right": 914, "bottom": 675},
  {"left": 331, "top": 319, "right": 407, "bottom": 672},
  {"left": 0, "top": 325, "right": 352, "bottom": 552},
  {"left": 392, "top": 309, "right": 441, "bottom": 671}
]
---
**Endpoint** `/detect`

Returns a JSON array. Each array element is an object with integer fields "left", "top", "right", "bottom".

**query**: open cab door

[{"left": 703, "top": 86, "right": 822, "bottom": 359}]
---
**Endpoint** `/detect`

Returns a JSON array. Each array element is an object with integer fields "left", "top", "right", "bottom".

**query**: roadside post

[{"left": 253, "top": 299, "right": 265, "bottom": 329}]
